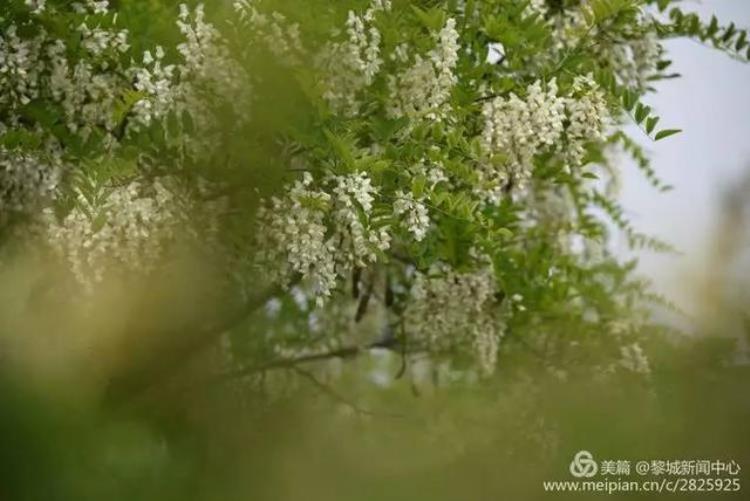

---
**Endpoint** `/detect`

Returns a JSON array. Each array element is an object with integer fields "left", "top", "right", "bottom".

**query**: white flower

[
  {"left": 176, "top": 4, "right": 249, "bottom": 106},
  {"left": 481, "top": 78, "right": 566, "bottom": 190},
  {"left": 264, "top": 297, "right": 282, "bottom": 318},
  {"left": 404, "top": 262, "right": 503, "bottom": 376},
  {"left": 565, "top": 74, "right": 610, "bottom": 165},
  {"left": 41, "top": 178, "right": 212, "bottom": 293},
  {"left": 88, "top": 1, "right": 110, "bottom": 15},
  {"left": 524, "top": 0, "right": 548, "bottom": 18},
  {"left": 606, "top": 30, "right": 662, "bottom": 90},
  {"left": 24, "top": 0, "right": 46, "bottom": 15},
  {"left": 131, "top": 46, "right": 178, "bottom": 127},
  {"left": 317, "top": 0, "right": 389, "bottom": 116},
  {"left": 174, "top": 3, "right": 253, "bottom": 155},
  {"left": 77, "top": 23, "right": 130, "bottom": 55},
  {"left": 393, "top": 191, "right": 430, "bottom": 242},
  {"left": 387, "top": 18, "right": 460, "bottom": 121},
  {"left": 618, "top": 342, "right": 650, "bottom": 375},
  {"left": 0, "top": 148, "right": 61, "bottom": 217},
  {"left": 255, "top": 171, "right": 391, "bottom": 304},
  {"left": 329, "top": 172, "right": 391, "bottom": 267},
  {"left": 545, "top": 7, "right": 661, "bottom": 90},
  {"left": 0, "top": 25, "right": 46, "bottom": 112},
  {"left": 233, "top": 0, "right": 305, "bottom": 64}
]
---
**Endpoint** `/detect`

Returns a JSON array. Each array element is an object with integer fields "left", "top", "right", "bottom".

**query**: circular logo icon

[{"left": 570, "top": 450, "right": 598, "bottom": 478}]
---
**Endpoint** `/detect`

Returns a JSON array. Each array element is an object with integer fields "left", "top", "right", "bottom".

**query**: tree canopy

[{"left": 1, "top": 0, "right": 748, "bottom": 406}]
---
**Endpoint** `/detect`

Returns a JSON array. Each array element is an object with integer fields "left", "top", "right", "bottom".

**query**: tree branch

[
  {"left": 292, "top": 367, "right": 405, "bottom": 419},
  {"left": 103, "top": 282, "right": 287, "bottom": 407},
  {"left": 216, "top": 336, "right": 401, "bottom": 383}
]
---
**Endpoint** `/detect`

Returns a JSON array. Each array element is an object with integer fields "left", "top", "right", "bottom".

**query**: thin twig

[
  {"left": 218, "top": 337, "right": 401, "bottom": 382},
  {"left": 293, "top": 367, "right": 406, "bottom": 419}
]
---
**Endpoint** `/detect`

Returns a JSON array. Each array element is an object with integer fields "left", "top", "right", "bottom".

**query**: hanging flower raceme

[
  {"left": 481, "top": 79, "right": 567, "bottom": 189},
  {"left": 0, "top": 148, "right": 61, "bottom": 218},
  {"left": 42, "top": 179, "right": 186, "bottom": 292},
  {"left": 255, "top": 172, "right": 391, "bottom": 305},
  {"left": 404, "top": 261, "right": 503, "bottom": 376},
  {"left": 316, "top": 0, "right": 391, "bottom": 116},
  {"left": 565, "top": 74, "right": 611, "bottom": 166},
  {"left": 386, "top": 18, "right": 460, "bottom": 121}
]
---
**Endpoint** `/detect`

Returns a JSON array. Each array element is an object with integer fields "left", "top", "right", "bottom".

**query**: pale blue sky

[{"left": 616, "top": 0, "right": 750, "bottom": 313}]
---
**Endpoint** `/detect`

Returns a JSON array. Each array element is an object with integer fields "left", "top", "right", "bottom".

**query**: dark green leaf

[{"left": 654, "top": 128, "right": 682, "bottom": 141}]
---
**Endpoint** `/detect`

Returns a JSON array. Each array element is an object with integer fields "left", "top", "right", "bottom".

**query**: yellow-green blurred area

[
  {"left": 0, "top": 245, "right": 748, "bottom": 500},
  {"left": 0, "top": 333, "right": 748, "bottom": 501}
]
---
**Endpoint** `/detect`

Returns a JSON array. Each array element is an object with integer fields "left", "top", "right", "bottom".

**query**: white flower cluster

[
  {"left": 77, "top": 22, "right": 130, "bottom": 57},
  {"left": 73, "top": 1, "right": 110, "bottom": 15},
  {"left": 524, "top": 0, "right": 548, "bottom": 18},
  {"left": 409, "top": 158, "right": 450, "bottom": 191},
  {"left": 607, "top": 30, "right": 662, "bottom": 90},
  {"left": 331, "top": 171, "right": 391, "bottom": 265},
  {"left": 386, "top": 18, "right": 460, "bottom": 121},
  {"left": 393, "top": 191, "right": 430, "bottom": 242},
  {"left": 0, "top": 4, "right": 132, "bottom": 139},
  {"left": 176, "top": 3, "right": 249, "bottom": 104},
  {"left": 256, "top": 174, "right": 335, "bottom": 301},
  {"left": 0, "top": 148, "right": 60, "bottom": 217},
  {"left": 233, "top": 0, "right": 305, "bottom": 64},
  {"left": 256, "top": 172, "right": 390, "bottom": 305},
  {"left": 618, "top": 342, "right": 651, "bottom": 375},
  {"left": 129, "top": 4, "right": 255, "bottom": 140},
  {"left": 131, "top": 46, "right": 177, "bottom": 127},
  {"left": 566, "top": 74, "right": 610, "bottom": 165},
  {"left": 0, "top": 1, "right": 253, "bottom": 291},
  {"left": 48, "top": 38, "right": 125, "bottom": 138},
  {"left": 481, "top": 78, "right": 566, "bottom": 187},
  {"left": 546, "top": 7, "right": 661, "bottom": 90},
  {"left": 547, "top": 8, "right": 588, "bottom": 57},
  {"left": 1, "top": 2, "right": 251, "bottom": 153},
  {"left": 405, "top": 263, "right": 502, "bottom": 376},
  {"left": 317, "top": 0, "right": 390, "bottom": 116},
  {"left": 0, "top": 25, "right": 46, "bottom": 112},
  {"left": 116, "top": 3, "right": 249, "bottom": 156},
  {"left": 24, "top": 0, "right": 46, "bottom": 15},
  {"left": 524, "top": 186, "right": 577, "bottom": 241},
  {"left": 42, "top": 179, "right": 186, "bottom": 292},
  {"left": 480, "top": 76, "right": 609, "bottom": 199}
]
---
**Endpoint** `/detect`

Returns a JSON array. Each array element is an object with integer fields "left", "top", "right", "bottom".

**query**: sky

[{"left": 615, "top": 0, "right": 750, "bottom": 316}]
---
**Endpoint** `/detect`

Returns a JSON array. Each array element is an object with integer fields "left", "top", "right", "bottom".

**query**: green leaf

[
  {"left": 112, "top": 90, "right": 145, "bottom": 128},
  {"left": 707, "top": 15, "right": 719, "bottom": 37},
  {"left": 735, "top": 30, "right": 747, "bottom": 51},
  {"left": 722, "top": 23, "right": 736, "bottom": 43},
  {"left": 646, "top": 116, "right": 659, "bottom": 134},
  {"left": 412, "top": 176, "right": 427, "bottom": 198},
  {"left": 621, "top": 91, "right": 636, "bottom": 112},
  {"left": 182, "top": 111, "right": 195, "bottom": 134},
  {"left": 634, "top": 103, "right": 651, "bottom": 124},
  {"left": 20, "top": 100, "right": 62, "bottom": 127},
  {"left": 656, "top": 59, "right": 672, "bottom": 71},
  {"left": 410, "top": 5, "right": 446, "bottom": 32},
  {"left": 654, "top": 129, "right": 682, "bottom": 141}
]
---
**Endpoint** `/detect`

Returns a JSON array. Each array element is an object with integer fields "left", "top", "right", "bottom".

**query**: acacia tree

[{"left": 1, "top": 0, "right": 748, "bottom": 403}]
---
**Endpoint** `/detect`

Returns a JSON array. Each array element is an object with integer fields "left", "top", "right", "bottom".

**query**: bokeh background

[{"left": 617, "top": 0, "right": 750, "bottom": 324}]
